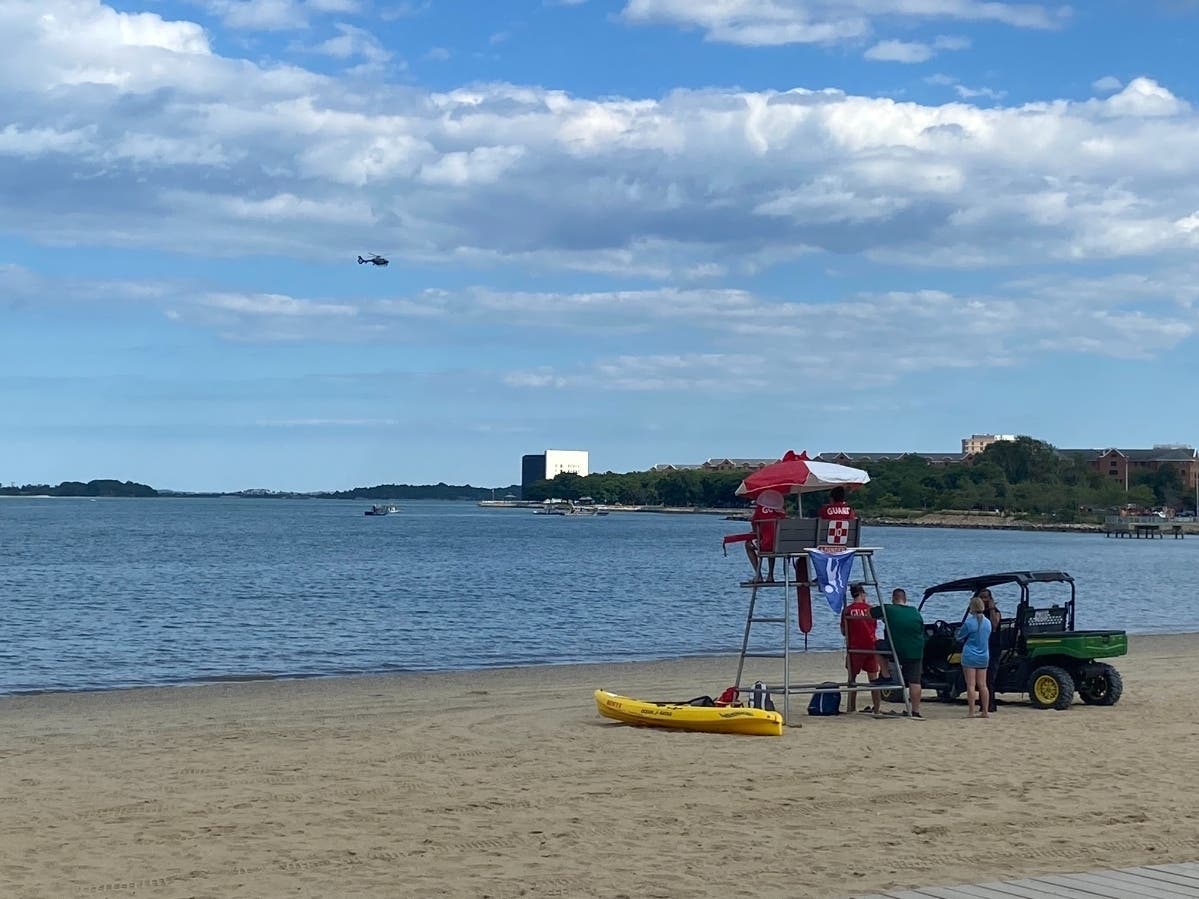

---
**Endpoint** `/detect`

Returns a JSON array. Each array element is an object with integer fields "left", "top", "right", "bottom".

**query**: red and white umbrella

[{"left": 734, "top": 450, "right": 870, "bottom": 499}]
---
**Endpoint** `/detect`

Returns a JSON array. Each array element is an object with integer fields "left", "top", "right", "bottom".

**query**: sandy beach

[{"left": 2, "top": 635, "right": 1198, "bottom": 898}]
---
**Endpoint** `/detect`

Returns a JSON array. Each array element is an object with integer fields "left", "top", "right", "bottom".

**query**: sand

[{"left": 2, "top": 635, "right": 1198, "bottom": 899}]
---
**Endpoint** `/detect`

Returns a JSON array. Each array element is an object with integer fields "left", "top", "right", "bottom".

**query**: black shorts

[
  {"left": 899, "top": 658, "right": 922, "bottom": 686},
  {"left": 875, "top": 638, "right": 890, "bottom": 653}
]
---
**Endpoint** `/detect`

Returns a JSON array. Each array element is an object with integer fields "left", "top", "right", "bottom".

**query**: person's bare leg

[
  {"left": 965, "top": 669, "right": 978, "bottom": 718},
  {"left": 979, "top": 676, "right": 990, "bottom": 719},
  {"left": 910, "top": 681, "right": 922, "bottom": 716},
  {"left": 745, "top": 543, "right": 760, "bottom": 580},
  {"left": 871, "top": 687, "right": 881, "bottom": 715}
]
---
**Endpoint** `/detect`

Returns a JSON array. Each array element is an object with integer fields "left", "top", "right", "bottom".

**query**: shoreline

[
  {"left": 7, "top": 628, "right": 1199, "bottom": 701},
  {"left": 2, "top": 634, "right": 1195, "bottom": 898},
  {"left": 481, "top": 501, "right": 1199, "bottom": 533}
]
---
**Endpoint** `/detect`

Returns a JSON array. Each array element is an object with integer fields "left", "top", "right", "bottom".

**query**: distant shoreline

[
  {"left": 6, "top": 495, "right": 1195, "bottom": 535},
  {"left": 479, "top": 500, "right": 1199, "bottom": 534}
]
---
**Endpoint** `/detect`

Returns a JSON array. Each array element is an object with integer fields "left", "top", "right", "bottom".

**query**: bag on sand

[
  {"left": 748, "top": 680, "right": 775, "bottom": 712},
  {"left": 807, "top": 682, "right": 842, "bottom": 716}
]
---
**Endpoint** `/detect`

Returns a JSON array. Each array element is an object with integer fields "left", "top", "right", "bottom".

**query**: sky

[{"left": 3, "top": 0, "right": 1199, "bottom": 492}]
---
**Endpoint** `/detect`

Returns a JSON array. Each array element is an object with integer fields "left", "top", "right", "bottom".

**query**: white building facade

[{"left": 544, "top": 449, "right": 589, "bottom": 479}]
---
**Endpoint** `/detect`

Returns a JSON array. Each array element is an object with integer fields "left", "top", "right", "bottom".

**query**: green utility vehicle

[{"left": 912, "top": 571, "right": 1126, "bottom": 709}]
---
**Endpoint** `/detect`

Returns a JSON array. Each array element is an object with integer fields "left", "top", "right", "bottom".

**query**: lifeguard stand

[{"left": 733, "top": 518, "right": 912, "bottom": 725}]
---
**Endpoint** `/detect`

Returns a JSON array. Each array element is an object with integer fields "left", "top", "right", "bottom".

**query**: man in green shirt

[{"left": 871, "top": 587, "right": 925, "bottom": 718}]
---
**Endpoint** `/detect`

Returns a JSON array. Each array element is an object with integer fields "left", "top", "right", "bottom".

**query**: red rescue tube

[{"left": 797, "top": 556, "right": 812, "bottom": 635}]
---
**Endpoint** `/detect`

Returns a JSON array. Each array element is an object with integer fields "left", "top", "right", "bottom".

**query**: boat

[
  {"left": 594, "top": 689, "right": 783, "bottom": 737},
  {"left": 535, "top": 500, "right": 611, "bottom": 516},
  {"left": 364, "top": 504, "right": 400, "bottom": 516}
]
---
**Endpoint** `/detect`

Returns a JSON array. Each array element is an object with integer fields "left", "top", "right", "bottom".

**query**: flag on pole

[{"left": 808, "top": 549, "right": 855, "bottom": 614}]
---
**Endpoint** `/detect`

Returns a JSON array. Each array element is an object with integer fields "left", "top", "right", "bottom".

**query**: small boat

[
  {"left": 594, "top": 689, "right": 782, "bottom": 737},
  {"left": 364, "top": 504, "right": 400, "bottom": 516}
]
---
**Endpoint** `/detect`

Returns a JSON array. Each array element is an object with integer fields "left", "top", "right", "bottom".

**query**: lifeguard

[
  {"left": 722, "top": 489, "right": 787, "bottom": 582},
  {"left": 818, "top": 485, "right": 856, "bottom": 547}
]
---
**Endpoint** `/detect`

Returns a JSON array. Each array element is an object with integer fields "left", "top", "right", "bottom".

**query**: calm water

[{"left": 1, "top": 497, "right": 1196, "bottom": 694}]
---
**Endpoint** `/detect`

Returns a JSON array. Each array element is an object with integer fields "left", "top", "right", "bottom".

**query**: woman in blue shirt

[{"left": 957, "top": 595, "right": 992, "bottom": 719}]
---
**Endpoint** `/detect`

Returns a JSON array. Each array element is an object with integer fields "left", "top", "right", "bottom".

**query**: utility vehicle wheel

[
  {"left": 1028, "top": 665, "right": 1074, "bottom": 710},
  {"left": 1078, "top": 664, "right": 1123, "bottom": 706}
]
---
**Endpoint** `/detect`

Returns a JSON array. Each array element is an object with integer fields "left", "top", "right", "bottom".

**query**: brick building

[{"left": 1058, "top": 445, "right": 1199, "bottom": 492}]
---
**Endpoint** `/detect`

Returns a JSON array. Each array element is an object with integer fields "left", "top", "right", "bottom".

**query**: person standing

[
  {"left": 871, "top": 588, "right": 925, "bottom": 718},
  {"left": 841, "top": 584, "right": 881, "bottom": 715},
  {"left": 980, "top": 589, "right": 1001, "bottom": 713},
  {"left": 957, "top": 595, "right": 992, "bottom": 719}
]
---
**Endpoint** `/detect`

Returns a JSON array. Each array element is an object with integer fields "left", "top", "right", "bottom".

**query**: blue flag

[{"left": 808, "top": 549, "right": 856, "bottom": 614}]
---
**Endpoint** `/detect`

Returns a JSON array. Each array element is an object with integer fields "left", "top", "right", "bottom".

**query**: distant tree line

[
  {"left": 522, "top": 437, "right": 1195, "bottom": 520},
  {"left": 319, "top": 483, "right": 521, "bottom": 501},
  {"left": 0, "top": 480, "right": 519, "bottom": 500},
  {"left": 0, "top": 479, "right": 158, "bottom": 497}
]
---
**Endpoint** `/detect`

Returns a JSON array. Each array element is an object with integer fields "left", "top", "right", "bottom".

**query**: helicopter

[{"left": 357, "top": 254, "right": 389, "bottom": 266}]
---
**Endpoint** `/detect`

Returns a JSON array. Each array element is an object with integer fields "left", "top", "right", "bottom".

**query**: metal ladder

[{"left": 733, "top": 548, "right": 912, "bottom": 726}]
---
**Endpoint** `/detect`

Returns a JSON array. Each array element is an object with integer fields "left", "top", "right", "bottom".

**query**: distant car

[{"left": 1180, "top": 511, "right": 1196, "bottom": 519}]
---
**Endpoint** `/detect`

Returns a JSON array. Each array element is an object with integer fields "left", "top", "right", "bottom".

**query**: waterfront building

[
  {"left": 961, "top": 434, "right": 1017, "bottom": 454},
  {"left": 521, "top": 449, "right": 589, "bottom": 491},
  {"left": 1058, "top": 445, "right": 1199, "bottom": 493}
]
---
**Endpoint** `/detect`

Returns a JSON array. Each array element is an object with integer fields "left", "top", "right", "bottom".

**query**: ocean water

[{"left": 1, "top": 497, "right": 1196, "bottom": 694}]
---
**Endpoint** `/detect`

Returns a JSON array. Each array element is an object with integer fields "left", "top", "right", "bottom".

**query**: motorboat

[
  {"left": 534, "top": 500, "right": 610, "bottom": 516},
  {"left": 364, "top": 504, "right": 400, "bottom": 516}
]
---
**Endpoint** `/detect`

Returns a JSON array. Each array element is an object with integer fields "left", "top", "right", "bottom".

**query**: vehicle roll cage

[{"left": 919, "top": 570, "right": 1077, "bottom": 631}]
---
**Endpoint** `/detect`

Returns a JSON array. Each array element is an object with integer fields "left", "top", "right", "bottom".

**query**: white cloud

[
  {"left": 9, "top": 264, "right": 1196, "bottom": 388},
  {"left": 865, "top": 40, "right": 935, "bottom": 63},
  {"left": 954, "top": 83, "right": 1006, "bottom": 100},
  {"left": 310, "top": 23, "right": 392, "bottom": 68},
  {"left": 925, "top": 73, "right": 1006, "bottom": 100},
  {"left": 5, "top": 0, "right": 1199, "bottom": 280},
  {"left": 619, "top": 0, "right": 1068, "bottom": 47},
  {"left": 207, "top": 0, "right": 304, "bottom": 31},
  {"left": 1102, "top": 76, "right": 1187, "bottom": 117},
  {"left": 200, "top": 292, "right": 357, "bottom": 316},
  {"left": 1092, "top": 75, "right": 1123, "bottom": 94},
  {"left": 425, "top": 46, "right": 451, "bottom": 61}
]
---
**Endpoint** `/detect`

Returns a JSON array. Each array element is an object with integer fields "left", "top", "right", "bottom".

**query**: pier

[{"left": 1104, "top": 515, "right": 1186, "bottom": 539}]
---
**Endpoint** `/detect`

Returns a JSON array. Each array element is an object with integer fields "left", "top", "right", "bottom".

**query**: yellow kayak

[{"left": 594, "top": 689, "right": 783, "bottom": 737}]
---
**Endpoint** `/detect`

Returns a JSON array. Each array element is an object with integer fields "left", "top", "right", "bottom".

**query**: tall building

[
  {"left": 962, "top": 434, "right": 1017, "bottom": 454},
  {"left": 521, "top": 449, "right": 589, "bottom": 491}
]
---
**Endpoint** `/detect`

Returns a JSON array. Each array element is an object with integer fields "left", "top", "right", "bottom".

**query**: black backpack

[{"left": 807, "top": 683, "right": 842, "bottom": 716}]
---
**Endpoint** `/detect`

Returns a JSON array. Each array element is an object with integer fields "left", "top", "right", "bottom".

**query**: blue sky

[{"left": 3, "top": 0, "right": 1199, "bottom": 491}]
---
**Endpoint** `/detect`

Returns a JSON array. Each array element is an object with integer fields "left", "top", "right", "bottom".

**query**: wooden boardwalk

[{"left": 854, "top": 861, "right": 1199, "bottom": 898}]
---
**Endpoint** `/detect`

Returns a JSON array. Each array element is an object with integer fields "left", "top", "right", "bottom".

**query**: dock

[
  {"left": 1104, "top": 515, "right": 1186, "bottom": 538},
  {"left": 854, "top": 860, "right": 1199, "bottom": 898}
]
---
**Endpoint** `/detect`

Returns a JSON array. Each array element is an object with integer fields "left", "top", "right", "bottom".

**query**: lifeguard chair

[{"left": 732, "top": 518, "right": 909, "bottom": 724}]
